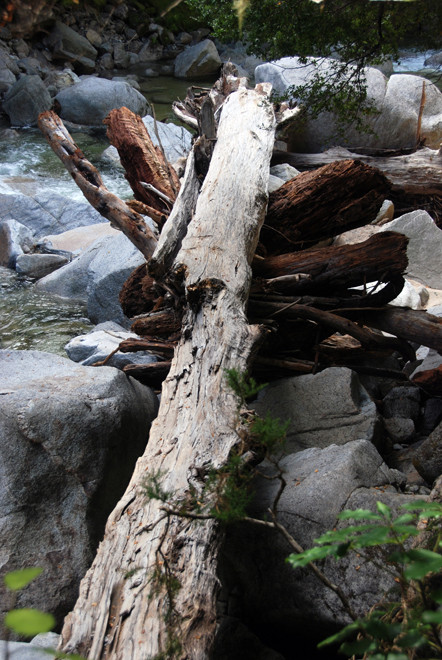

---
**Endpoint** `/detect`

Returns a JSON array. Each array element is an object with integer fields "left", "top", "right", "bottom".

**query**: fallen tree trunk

[
  {"left": 253, "top": 231, "right": 408, "bottom": 294},
  {"left": 59, "top": 82, "right": 276, "bottom": 660},
  {"left": 272, "top": 146, "right": 442, "bottom": 195},
  {"left": 262, "top": 159, "right": 391, "bottom": 253},
  {"left": 37, "top": 111, "right": 158, "bottom": 261}
]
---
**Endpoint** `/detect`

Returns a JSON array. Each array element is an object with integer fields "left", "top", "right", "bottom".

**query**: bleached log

[
  {"left": 59, "top": 83, "right": 276, "bottom": 660},
  {"left": 273, "top": 146, "right": 442, "bottom": 194}
]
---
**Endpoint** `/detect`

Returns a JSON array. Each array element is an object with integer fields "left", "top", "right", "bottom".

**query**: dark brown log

[
  {"left": 130, "top": 308, "right": 183, "bottom": 339},
  {"left": 119, "top": 263, "right": 160, "bottom": 318},
  {"left": 272, "top": 146, "right": 442, "bottom": 195},
  {"left": 412, "top": 366, "right": 442, "bottom": 396},
  {"left": 262, "top": 159, "right": 391, "bottom": 253},
  {"left": 118, "top": 338, "right": 176, "bottom": 357},
  {"left": 122, "top": 360, "right": 172, "bottom": 387},
  {"left": 351, "top": 307, "right": 442, "bottom": 354},
  {"left": 249, "top": 299, "right": 415, "bottom": 361},
  {"left": 37, "top": 111, "right": 158, "bottom": 261},
  {"left": 253, "top": 232, "right": 408, "bottom": 295},
  {"left": 104, "top": 107, "right": 180, "bottom": 223}
]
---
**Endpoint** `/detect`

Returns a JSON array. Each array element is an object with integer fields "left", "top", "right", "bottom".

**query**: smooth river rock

[{"left": 0, "top": 349, "right": 158, "bottom": 636}]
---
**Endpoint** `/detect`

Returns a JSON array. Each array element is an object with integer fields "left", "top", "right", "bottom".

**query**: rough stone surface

[
  {"left": 35, "top": 233, "right": 146, "bottom": 326},
  {"left": 45, "top": 21, "right": 97, "bottom": 72},
  {"left": 389, "top": 279, "right": 429, "bottom": 310},
  {"left": 15, "top": 253, "right": 69, "bottom": 279},
  {"left": 142, "top": 115, "right": 193, "bottom": 162},
  {"left": 174, "top": 39, "right": 221, "bottom": 78},
  {"left": 0, "top": 192, "right": 106, "bottom": 239},
  {"left": 0, "top": 349, "right": 158, "bottom": 636},
  {"left": 380, "top": 210, "right": 442, "bottom": 289},
  {"left": 269, "top": 163, "right": 300, "bottom": 182},
  {"left": 65, "top": 327, "right": 159, "bottom": 368},
  {"left": 412, "top": 421, "right": 442, "bottom": 484},
  {"left": 255, "top": 57, "right": 442, "bottom": 150},
  {"left": 42, "top": 223, "right": 120, "bottom": 255},
  {"left": 252, "top": 367, "right": 380, "bottom": 453},
  {"left": 382, "top": 386, "right": 421, "bottom": 421},
  {"left": 55, "top": 77, "right": 151, "bottom": 125},
  {"left": 220, "top": 440, "right": 412, "bottom": 638},
  {"left": 383, "top": 417, "right": 416, "bottom": 444},
  {"left": 43, "top": 68, "right": 80, "bottom": 96},
  {"left": 3, "top": 75, "right": 52, "bottom": 127},
  {"left": 0, "top": 218, "right": 34, "bottom": 268}
]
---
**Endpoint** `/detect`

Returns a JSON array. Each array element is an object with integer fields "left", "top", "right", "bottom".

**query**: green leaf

[
  {"left": 431, "top": 588, "right": 442, "bottom": 604},
  {"left": 287, "top": 544, "right": 337, "bottom": 567},
  {"left": 5, "top": 609, "right": 55, "bottom": 637},
  {"left": 397, "top": 629, "right": 428, "bottom": 648},
  {"left": 317, "top": 621, "right": 361, "bottom": 648},
  {"left": 4, "top": 567, "right": 43, "bottom": 591},
  {"left": 364, "top": 617, "right": 396, "bottom": 640},
  {"left": 352, "top": 527, "right": 392, "bottom": 547},
  {"left": 392, "top": 513, "right": 415, "bottom": 525},
  {"left": 338, "top": 509, "right": 383, "bottom": 521},
  {"left": 403, "top": 549, "right": 442, "bottom": 579},
  {"left": 376, "top": 501, "right": 392, "bottom": 518},
  {"left": 340, "top": 638, "right": 377, "bottom": 655},
  {"left": 421, "top": 610, "right": 442, "bottom": 624}
]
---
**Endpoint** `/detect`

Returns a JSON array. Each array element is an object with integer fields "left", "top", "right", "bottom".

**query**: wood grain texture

[{"left": 59, "top": 84, "right": 276, "bottom": 660}]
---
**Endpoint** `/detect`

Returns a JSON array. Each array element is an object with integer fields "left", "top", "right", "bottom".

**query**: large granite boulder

[
  {"left": 2, "top": 75, "right": 52, "bottom": 127},
  {"left": 0, "top": 349, "right": 158, "bottom": 636},
  {"left": 379, "top": 210, "right": 442, "bottom": 289},
  {"left": 35, "top": 232, "right": 147, "bottom": 326},
  {"left": 174, "top": 39, "right": 222, "bottom": 79},
  {"left": 0, "top": 219, "right": 34, "bottom": 268},
  {"left": 255, "top": 57, "right": 442, "bottom": 151},
  {"left": 45, "top": 21, "right": 97, "bottom": 73},
  {"left": 220, "top": 440, "right": 412, "bottom": 647},
  {"left": 252, "top": 367, "right": 380, "bottom": 453},
  {"left": 0, "top": 192, "right": 106, "bottom": 240},
  {"left": 55, "top": 77, "right": 151, "bottom": 125}
]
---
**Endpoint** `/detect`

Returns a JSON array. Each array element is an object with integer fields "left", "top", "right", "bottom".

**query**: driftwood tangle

[{"left": 60, "top": 82, "right": 276, "bottom": 659}]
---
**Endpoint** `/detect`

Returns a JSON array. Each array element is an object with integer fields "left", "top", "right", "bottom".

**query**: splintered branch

[{"left": 38, "top": 110, "right": 158, "bottom": 261}]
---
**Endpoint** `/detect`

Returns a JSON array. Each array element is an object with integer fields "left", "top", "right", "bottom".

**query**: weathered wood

[
  {"left": 122, "top": 360, "right": 172, "bottom": 387},
  {"left": 37, "top": 111, "right": 158, "bottom": 261},
  {"left": 262, "top": 159, "right": 391, "bottom": 253},
  {"left": 130, "top": 308, "right": 183, "bottom": 339},
  {"left": 272, "top": 146, "right": 442, "bottom": 195},
  {"left": 59, "top": 83, "right": 276, "bottom": 660},
  {"left": 350, "top": 307, "right": 442, "bottom": 354},
  {"left": 253, "top": 232, "right": 408, "bottom": 294},
  {"left": 104, "top": 107, "right": 180, "bottom": 225}
]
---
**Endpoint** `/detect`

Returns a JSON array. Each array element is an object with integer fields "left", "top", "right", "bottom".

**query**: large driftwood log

[
  {"left": 273, "top": 146, "right": 442, "bottom": 195},
  {"left": 262, "top": 159, "right": 391, "bottom": 253},
  {"left": 104, "top": 107, "right": 180, "bottom": 226},
  {"left": 59, "top": 83, "right": 276, "bottom": 660},
  {"left": 253, "top": 231, "right": 408, "bottom": 294},
  {"left": 37, "top": 111, "right": 158, "bottom": 261}
]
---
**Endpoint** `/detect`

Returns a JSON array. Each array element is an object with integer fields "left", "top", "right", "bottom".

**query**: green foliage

[
  {"left": 288, "top": 500, "right": 442, "bottom": 659},
  {"left": 3, "top": 567, "right": 43, "bottom": 592},
  {"left": 186, "top": 0, "right": 441, "bottom": 127},
  {"left": 250, "top": 413, "right": 289, "bottom": 454},
  {"left": 224, "top": 368, "right": 267, "bottom": 406},
  {"left": 4, "top": 609, "right": 55, "bottom": 637}
]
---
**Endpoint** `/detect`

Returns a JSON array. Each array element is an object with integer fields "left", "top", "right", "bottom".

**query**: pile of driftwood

[{"left": 37, "top": 67, "right": 442, "bottom": 659}]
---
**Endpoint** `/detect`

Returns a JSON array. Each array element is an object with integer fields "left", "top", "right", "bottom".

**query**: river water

[{"left": 0, "top": 60, "right": 440, "bottom": 356}]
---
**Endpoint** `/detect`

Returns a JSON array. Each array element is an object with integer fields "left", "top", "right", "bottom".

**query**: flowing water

[{"left": 0, "top": 63, "right": 439, "bottom": 356}]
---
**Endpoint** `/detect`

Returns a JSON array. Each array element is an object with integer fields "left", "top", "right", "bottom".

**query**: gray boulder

[
  {"left": 2, "top": 75, "right": 52, "bottom": 127},
  {"left": 252, "top": 367, "right": 380, "bottom": 453},
  {"left": 255, "top": 57, "right": 442, "bottom": 150},
  {"left": 174, "top": 39, "right": 222, "bottom": 79},
  {"left": 220, "top": 440, "right": 412, "bottom": 638},
  {"left": 0, "top": 219, "right": 34, "bottom": 268},
  {"left": 65, "top": 325, "right": 159, "bottom": 368},
  {"left": 380, "top": 210, "right": 442, "bottom": 289},
  {"left": 15, "top": 253, "right": 69, "bottom": 279},
  {"left": 55, "top": 77, "right": 151, "bottom": 125},
  {"left": 43, "top": 68, "right": 80, "bottom": 96},
  {"left": 412, "top": 421, "right": 442, "bottom": 484},
  {"left": 0, "top": 349, "right": 158, "bottom": 636},
  {"left": 35, "top": 232, "right": 146, "bottom": 326},
  {"left": 45, "top": 21, "right": 97, "bottom": 73},
  {"left": 0, "top": 192, "right": 106, "bottom": 240},
  {"left": 142, "top": 115, "right": 193, "bottom": 162}
]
